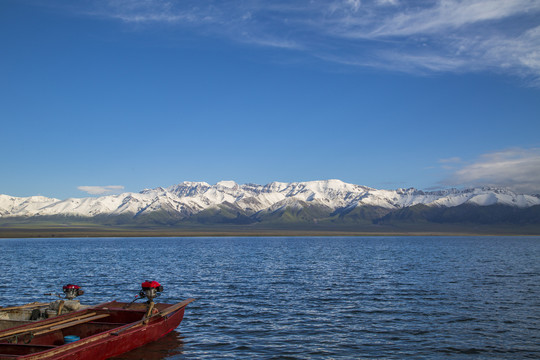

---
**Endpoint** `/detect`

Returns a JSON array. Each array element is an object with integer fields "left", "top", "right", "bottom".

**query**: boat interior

[{"left": 0, "top": 301, "right": 168, "bottom": 358}]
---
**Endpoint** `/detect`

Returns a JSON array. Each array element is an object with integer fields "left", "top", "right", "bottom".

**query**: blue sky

[{"left": 1, "top": 0, "right": 539, "bottom": 199}]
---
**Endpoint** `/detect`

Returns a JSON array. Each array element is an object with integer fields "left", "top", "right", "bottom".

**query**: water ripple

[{"left": 0, "top": 236, "right": 539, "bottom": 359}]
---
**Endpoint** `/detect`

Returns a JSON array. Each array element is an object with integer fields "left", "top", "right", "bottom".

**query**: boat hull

[
  {"left": 0, "top": 320, "right": 33, "bottom": 332},
  {"left": 0, "top": 300, "right": 193, "bottom": 360}
]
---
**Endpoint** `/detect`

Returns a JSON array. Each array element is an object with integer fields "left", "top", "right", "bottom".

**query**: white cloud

[
  {"left": 443, "top": 148, "right": 540, "bottom": 194},
  {"left": 366, "top": 0, "right": 540, "bottom": 37},
  {"left": 438, "top": 157, "right": 462, "bottom": 170},
  {"left": 438, "top": 157, "right": 462, "bottom": 164},
  {"left": 345, "top": 0, "right": 361, "bottom": 13},
  {"left": 70, "top": 0, "right": 540, "bottom": 82},
  {"left": 376, "top": 0, "right": 399, "bottom": 6},
  {"left": 78, "top": 185, "right": 125, "bottom": 195},
  {"left": 318, "top": 0, "right": 540, "bottom": 77}
]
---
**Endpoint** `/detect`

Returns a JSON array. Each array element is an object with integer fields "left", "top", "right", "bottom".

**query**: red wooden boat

[
  {"left": 0, "top": 285, "right": 88, "bottom": 331},
  {"left": 0, "top": 282, "right": 194, "bottom": 360}
]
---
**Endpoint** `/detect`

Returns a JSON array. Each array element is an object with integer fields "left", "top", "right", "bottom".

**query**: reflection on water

[{"left": 109, "top": 331, "right": 184, "bottom": 360}]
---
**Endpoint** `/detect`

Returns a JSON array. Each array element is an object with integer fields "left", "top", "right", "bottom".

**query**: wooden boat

[
  {"left": 0, "top": 301, "right": 88, "bottom": 331},
  {"left": 0, "top": 286, "right": 87, "bottom": 331},
  {"left": 0, "top": 298, "right": 195, "bottom": 359},
  {"left": 0, "top": 303, "right": 50, "bottom": 332}
]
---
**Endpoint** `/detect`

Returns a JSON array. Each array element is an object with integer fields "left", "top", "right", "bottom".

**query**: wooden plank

[
  {"left": 159, "top": 298, "right": 195, "bottom": 317},
  {"left": 0, "top": 303, "right": 49, "bottom": 311},
  {"left": 56, "top": 301, "right": 65, "bottom": 316},
  {"left": 110, "top": 322, "right": 142, "bottom": 336},
  {"left": 33, "top": 314, "right": 110, "bottom": 336},
  {"left": 0, "top": 313, "right": 98, "bottom": 340}
]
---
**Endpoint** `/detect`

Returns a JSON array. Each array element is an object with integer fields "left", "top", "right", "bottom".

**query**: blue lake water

[{"left": 0, "top": 236, "right": 539, "bottom": 359}]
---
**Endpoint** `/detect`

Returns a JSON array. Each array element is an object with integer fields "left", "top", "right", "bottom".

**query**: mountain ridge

[{"left": 1, "top": 180, "right": 539, "bottom": 223}]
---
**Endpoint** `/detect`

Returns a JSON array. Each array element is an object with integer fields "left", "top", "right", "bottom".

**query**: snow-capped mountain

[{"left": 1, "top": 180, "right": 539, "bottom": 220}]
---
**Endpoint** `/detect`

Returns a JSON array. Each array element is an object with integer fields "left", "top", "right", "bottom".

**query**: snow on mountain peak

[
  {"left": 167, "top": 182, "right": 211, "bottom": 198},
  {"left": 1, "top": 180, "right": 539, "bottom": 219},
  {"left": 216, "top": 180, "right": 238, "bottom": 188}
]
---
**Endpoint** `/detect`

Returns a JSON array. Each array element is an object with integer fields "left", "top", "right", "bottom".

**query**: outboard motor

[
  {"left": 45, "top": 284, "right": 84, "bottom": 300},
  {"left": 139, "top": 281, "right": 163, "bottom": 303},
  {"left": 123, "top": 281, "right": 165, "bottom": 312},
  {"left": 62, "top": 284, "right": 84, "bottom": 300},
  {"left": 44, "top": 284, "right": 85, "bottom": 317}
]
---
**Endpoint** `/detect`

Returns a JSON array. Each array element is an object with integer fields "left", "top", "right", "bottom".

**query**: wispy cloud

[
  {"left": 437, "top": 157, "right": 463, "bottom": 170},
  {"left": 69, "top": 0, "right": 540, "bottom": 82},
  {"left": 363, "top": 0, "right": 539, "bottom": 37},
  {"left": 438, "top": 157, "right": 462, "bottom": 164},
  {"left": 78, "top": 185, "right": 125, "bottom": 195},
  {"left": 442, "top": 148, "right": 540, "bottom": 194}
]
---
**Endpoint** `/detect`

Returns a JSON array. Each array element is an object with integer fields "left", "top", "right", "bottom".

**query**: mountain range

[{"left": 1, "top": 180, "right": 540, "bottom": 234}]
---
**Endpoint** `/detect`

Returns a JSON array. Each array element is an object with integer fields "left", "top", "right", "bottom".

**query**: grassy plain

[{"left": 1, "top": 222, "right": 538, "bottom": 238}]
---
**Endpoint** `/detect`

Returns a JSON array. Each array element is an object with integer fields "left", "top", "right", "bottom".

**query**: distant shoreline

[{"left": 0, "top": 227, "right": 538, "bottom": 238}]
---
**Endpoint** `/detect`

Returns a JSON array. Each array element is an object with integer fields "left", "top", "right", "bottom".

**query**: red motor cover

[
  {"left": 142, "top": 280, "right": 161, "bottom": 289},
  {"left": 63, "top": 284, "right": 81, "bottom": 290}
]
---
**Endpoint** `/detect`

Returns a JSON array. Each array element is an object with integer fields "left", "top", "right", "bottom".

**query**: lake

[{"left": 0, "top": 236, "right": 539, "bottom": 359}]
